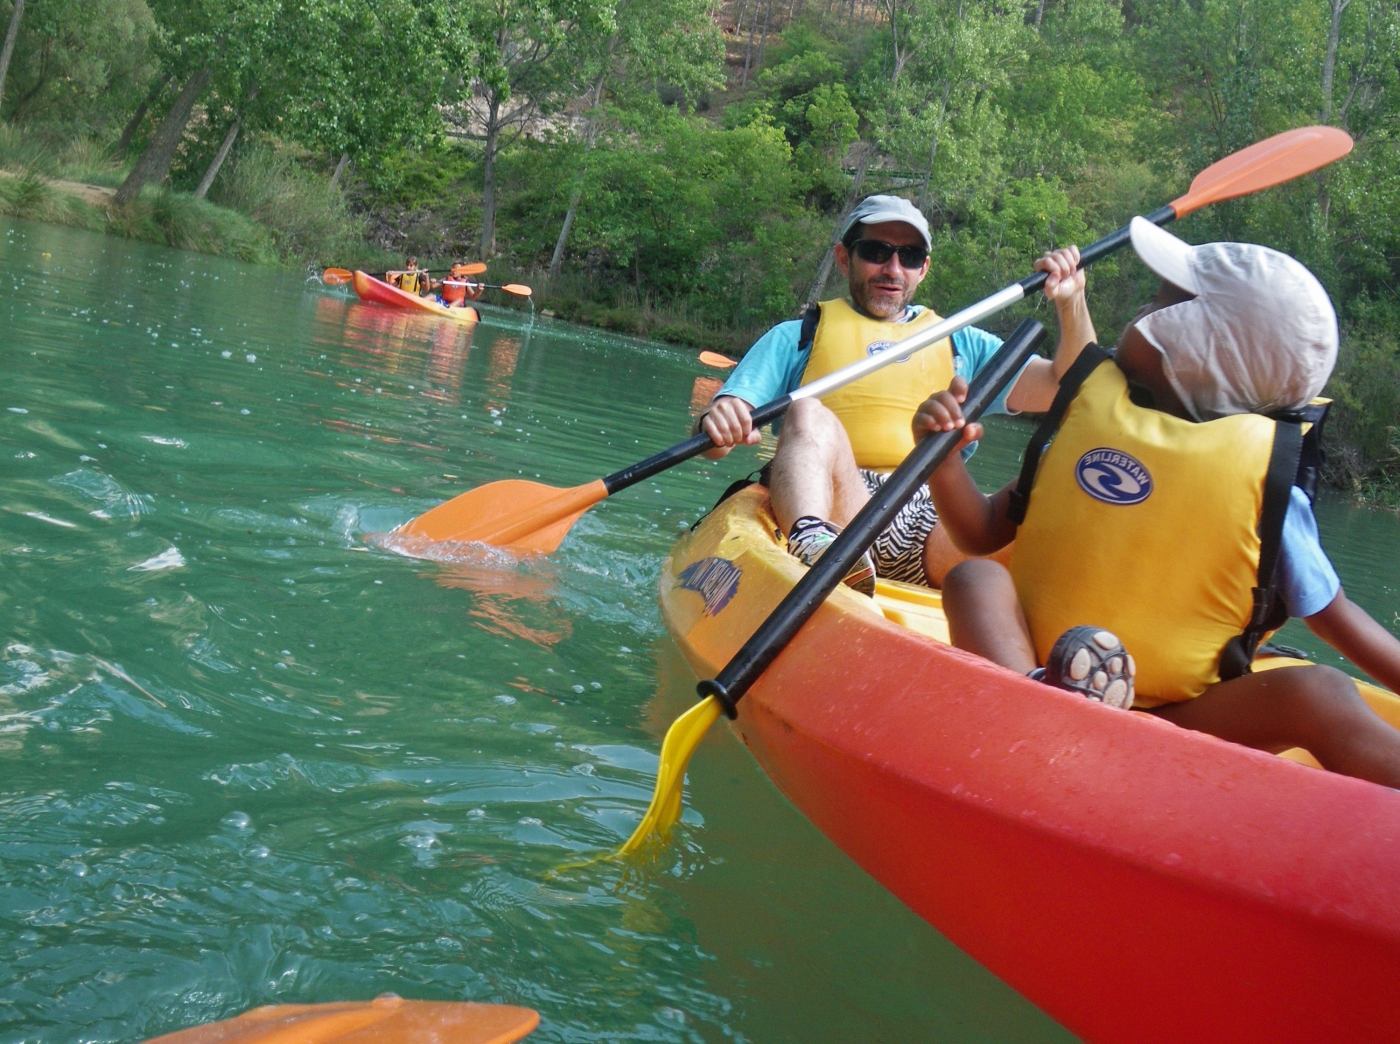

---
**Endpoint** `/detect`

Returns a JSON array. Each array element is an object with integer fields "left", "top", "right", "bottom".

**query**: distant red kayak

[
  {"left": 352, "top": 270, "right": 478, "bottom": 324},
  {"left": 660, "top": 485, "right": 1400, "bottom": 1044}
]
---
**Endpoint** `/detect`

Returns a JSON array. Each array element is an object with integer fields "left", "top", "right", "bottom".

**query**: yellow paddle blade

[
  {"left": 140, "top": 997, "right": 539, "bottom": 1044},
  {"left": 398, "top": 478, "right": 608, "bottom": 553},
  {"left": 322, "top": 267, "right": 352, "bottom": 284},
  {"left": 698, "top": 351, "right": 737, "bottom": 370},
  {"left": 502, "top": 283, "right": 533, "bottom": 296},
  {"left": 618, "top": 696, "right": 724, "bottom": 855}
]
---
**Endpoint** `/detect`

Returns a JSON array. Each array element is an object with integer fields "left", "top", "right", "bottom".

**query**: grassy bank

[{"left": 0, "top": 125, "right": 392, "bottom": 270}]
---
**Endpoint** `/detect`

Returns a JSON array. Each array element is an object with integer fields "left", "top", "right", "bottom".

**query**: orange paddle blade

[
  {"left": 140, "top": 997, "right": 539, "bottom": 1044},
  {"left": 1171, "top": 125, "right": 1352, "bottom": 217},
  {"left": 698, "top": 351, "right": 736, "bottom": 369},
  {"left": 399, "top": 478, "right": 609, "bottom": 553},
  {"left": 502, "top": 283, "right": 533, "bottom": 296},
  {"left": 461, "top": 262, "right": 488, "bottom": 275},
  {"left": 322, "top": 268, "right": 353, "bottom": 284}
]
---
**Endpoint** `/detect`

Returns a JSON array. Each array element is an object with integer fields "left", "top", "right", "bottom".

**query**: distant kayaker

[
  {"left": 439, "top": 261, "right": 483, "bottom": 308},
  {"left": 919, "top": 218, "right": 1400, "bottom": 787},
  {"left": 389, "top": 257, "right": 426, "bottom": 296},
  {"left": 698, "top": 194, "right": 1089, "bottom": 592}
]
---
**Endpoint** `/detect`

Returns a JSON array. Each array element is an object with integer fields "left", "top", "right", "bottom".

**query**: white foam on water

[
  {"left": 141, "top": 436, "right": 189, "bottom": 448},
  {"left": 25, "top": 511, "right": 75, "bottom": 528},
  {"left": 129, "top": 547, "right": 185, "bottom": 572}
]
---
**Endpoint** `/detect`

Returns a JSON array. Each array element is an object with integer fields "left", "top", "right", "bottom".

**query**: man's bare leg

[
  {"left": 768, "top": 398, "right": 871, "bottom": 534},
  {"left": 1151, "top": 666, "right": 1400, "bottom": 787},
  {"left": 941, "top": 559, "right": 1038, "bottom": 673}
]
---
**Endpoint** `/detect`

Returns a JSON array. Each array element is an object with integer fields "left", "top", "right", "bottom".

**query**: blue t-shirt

[
  {"left": 716, "top": 305, "right": 1026, "bottom": 423},
  {"left": 1278, "top": 486, "right": 1340, "bottom": 619}
]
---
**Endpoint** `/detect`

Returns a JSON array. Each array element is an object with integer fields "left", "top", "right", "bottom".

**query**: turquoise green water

[
  {"left": 0, "top": 220, "right": 1075, "bottom": 1044},
  {"left": 2, "top": 219, "right": 1397, "bottom": 1044}
]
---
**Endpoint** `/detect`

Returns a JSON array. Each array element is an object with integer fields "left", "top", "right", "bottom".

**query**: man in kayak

[
  {"left": 919, "top": 219, "right": 1400, "bottom": 786},
  {"left": 699, "top": 194, "right": 1089, "bottom": 591}
]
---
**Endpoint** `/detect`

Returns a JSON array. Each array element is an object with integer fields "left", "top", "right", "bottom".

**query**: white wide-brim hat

[{"left": 1129, "top": 217, "right": 1338, "bottom": 421}]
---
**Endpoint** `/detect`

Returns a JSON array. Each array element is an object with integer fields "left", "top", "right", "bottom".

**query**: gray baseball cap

[{"left": 840, "top": 195, "right": 931, "bottom": 250}]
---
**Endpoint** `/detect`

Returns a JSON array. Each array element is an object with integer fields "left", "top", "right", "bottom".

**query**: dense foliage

[{"left": 0, "top": 0, "right": 1396, "bottom": 494}]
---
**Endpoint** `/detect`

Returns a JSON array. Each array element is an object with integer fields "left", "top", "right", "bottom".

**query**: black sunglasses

[{"left": 850, "top": 238, "right": 929, "bottom": 269}]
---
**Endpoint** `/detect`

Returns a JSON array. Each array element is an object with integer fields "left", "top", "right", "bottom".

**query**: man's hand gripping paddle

[
  {"left": 616, "top": 124, "right": 1354, "bottom": 855},
  {"left": 396, "top": 125, "right": 1352, "bottom": 556}
]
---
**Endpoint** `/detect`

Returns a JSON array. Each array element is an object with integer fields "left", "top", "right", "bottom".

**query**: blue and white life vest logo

[
  {"left": 1075, "top": 448, "right": 1153, "bottom": 505},
  {"left": 677, "top": 557, "right": 742, "bottom": 616},
  {"left": 866, "top": 340, "right": 913, "bottom": 363}
]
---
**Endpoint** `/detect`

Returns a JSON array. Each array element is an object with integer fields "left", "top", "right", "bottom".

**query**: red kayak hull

[
  {"left": 660, "top": 487, "right": 1400, "bottom": 1044},
  {"left": 352, "top": 270, "right": 478, "bottom": 324}
]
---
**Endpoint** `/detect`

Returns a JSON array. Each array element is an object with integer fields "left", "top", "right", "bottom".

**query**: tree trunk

[
  {"left": 754, "top": 0, "right": 773, "bottom": 76},
  {"left": 1033, "top": 0, "right": 1047, "bottom": 26},
  {"left": 328, "top": 151, "right": 350, "bottom": 190},
  {"left": 742, "top": 6, "right": 759, "bottom": 85},
  {"left": 480, "top": 93, "right": 502, "bottom": 256},
  {"left": 194, "top": 119, "right": 239, "bottom": 199},
  {"left": 549, "top": 184, "right": 582, "bottom": 277},
  {"left": 806, "top": 145, "right": 871, "bottom": 306},
  {"left": 0, "top": 0, "right": 25, "bottom": 117},
  {"left": 194, "top": 83, "right": 256, "bottom": 200},
  {"left": 117, "top": 73, "right": 172, "bottom": 156},
  {"left": 113, "top": 67, "right": 212, "bottom": 206},
  {"left": 548, "top": 70, "right": 609, "bottom": 278},
  {"left": 1319, "top": 0, "right": 1351, "bottom": 124}
]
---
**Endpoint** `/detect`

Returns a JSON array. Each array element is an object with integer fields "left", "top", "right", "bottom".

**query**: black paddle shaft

[
  {"left": 697, "top": 318, "right": 1049, "bottom": 719},
  {"left": 1015, "top": 204, "right": 1177, "bottom": 297},
  {"left": 601, "top": 396, "right": 793, "bottom": 494}
]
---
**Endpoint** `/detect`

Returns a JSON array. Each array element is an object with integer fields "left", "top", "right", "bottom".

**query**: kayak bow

[{"left": 660, "top": 484, "right": 1400, "bottom": 1044}]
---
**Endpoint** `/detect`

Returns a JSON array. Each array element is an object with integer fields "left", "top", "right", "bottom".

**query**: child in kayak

[
  {"left": 917, "top": 218, "right": 1400, "bottom": 787},
  {"left": 389, "top": 257, "right": 426, "bottom": 295}
]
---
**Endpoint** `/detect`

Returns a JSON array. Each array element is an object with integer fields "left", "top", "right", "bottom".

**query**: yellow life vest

[
  {"left": 1008, "top": 350, "right": 1298, "bottom": 706},
  {"left": 397, "top": 271, "right": 423, "bottom": 295},
  {"left": 797, "top": 298, "right": 954, "bottom": 471}
]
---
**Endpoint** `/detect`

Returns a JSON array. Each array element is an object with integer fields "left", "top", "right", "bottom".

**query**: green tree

[{"left": 546, "top": 0, "right": 724, "bottom": 276}]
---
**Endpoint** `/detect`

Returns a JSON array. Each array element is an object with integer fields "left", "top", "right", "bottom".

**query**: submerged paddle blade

[
  {"left": 1171, "top": 125, "right": 1352, "bottom": 217},
  {"left": 322, "top": 267, "right": 353, "bottom": 285},
  {"left": 141, "top": 997, "right": 539, "bottom": 1044},
  {"left": 698, "top": 351, "right": 737, "bottom": 370},
  {"left": 502, "top": 283, "right": 533, "bottom": 296},
  {"left": 618, "top": 695, "right": 724, "bottom": 855},
  {"left": 398, "top": 478, "right": 608, "bottom": 554}
]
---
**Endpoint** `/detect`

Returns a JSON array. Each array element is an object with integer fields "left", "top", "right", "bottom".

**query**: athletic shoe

[
  {"left": 786, "top": 516, "right": 877, "bottom": 597},
  {"left": 1042, "top": 625, "right": 1136, "bottom": 709}
]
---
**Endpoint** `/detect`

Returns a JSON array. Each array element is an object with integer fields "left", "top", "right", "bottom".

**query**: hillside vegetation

[{"left": 0, "top": 0, "right": 1396, "bottom": 499}]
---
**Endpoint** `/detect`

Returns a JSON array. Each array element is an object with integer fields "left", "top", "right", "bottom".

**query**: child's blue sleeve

[
  {"left": 1277, "top": 487, "right": 1341, "bottom": 619},
  {"left": 716, "top": 320, "right": 806, "bottom": 407}
]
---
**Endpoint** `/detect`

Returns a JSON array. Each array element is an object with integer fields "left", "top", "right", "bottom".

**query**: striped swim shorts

[{"left": 860, "top": 468, "right": 938, "bottom": 586}]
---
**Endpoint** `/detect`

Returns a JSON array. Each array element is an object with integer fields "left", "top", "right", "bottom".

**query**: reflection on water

[{"left": 0, "top": 218, "right": 1086, "bottom": 1044}]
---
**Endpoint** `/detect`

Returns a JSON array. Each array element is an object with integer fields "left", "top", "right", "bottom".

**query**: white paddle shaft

[{"left": 789, "top": 283, "right": 1028, "bottom": 402}]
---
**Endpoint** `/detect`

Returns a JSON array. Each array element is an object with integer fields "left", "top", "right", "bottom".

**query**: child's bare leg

[
  {"left": 942, "top": 559, "right": 1038, "bottom": 674},
  {"left": 1151, "top": 665, "right": 1400, "bottom": 788}
]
